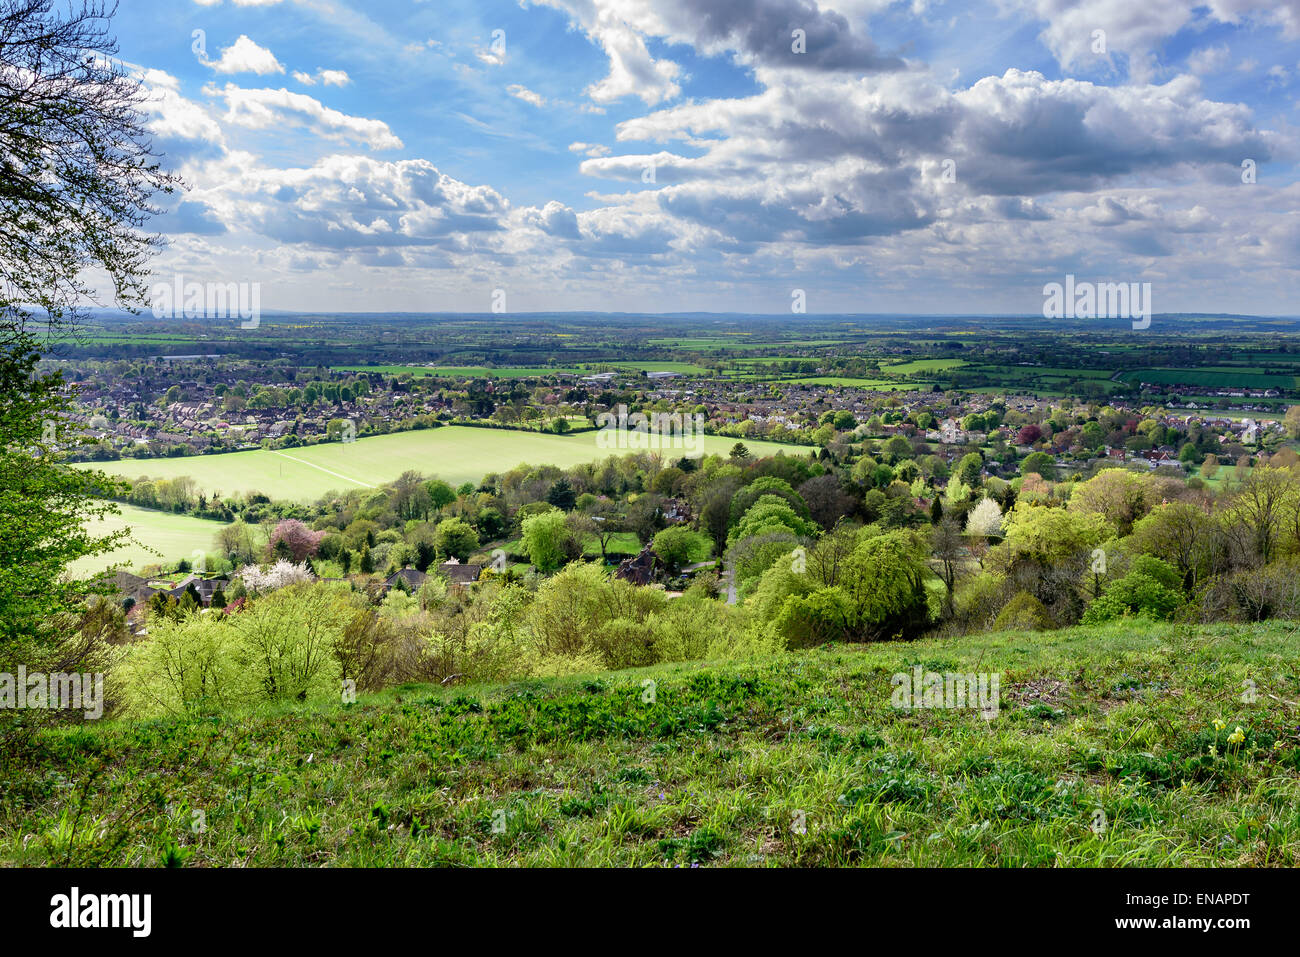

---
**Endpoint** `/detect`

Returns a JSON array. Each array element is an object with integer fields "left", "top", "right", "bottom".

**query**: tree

[
  {"left": 521, "top": 510, "right": 575, "bottom": 573},
  {"left": 1, "top": 0, "right": 179, "bottom": 344},
  {"left": 954, "top": 452, "right": 984, "bottom": 488},
  {"left": 0, "top": 339, "right": 129, "bottom": 663},
  {"left": 1, "top": 0, "right": 175, "bottom": 674},
  {"left": 546, "top": 477, "right": 577, "bottom": 511},
  {"left": 268, "top": 519, "right": 326, "bottom": 563},
  {"left": 1284, "top": 405, "right": 1300, "bottom": 440},
  {"left": 425, "top": 479, "right": 457, "bottom": 511},
  {"left": 434, "top": 517, "right": 480, "bottom": 561},
  {"left": 966, "top": 497, "right": 1004, "bottom": 538},
  {"left": 652, "top": 527, "right": 712, "bottom": 573},
  {"left": 930, "top": 517, "right": 964, "bottom": 617},
  {"left": 1020, "top": 452, "right": 1057, "bottom": 480},
  {"left": 730, "top": 442, "right": 751, "bottom": 462},
  {"left": 1067, "top": 468, "right": 1158, "bottom": 537}
]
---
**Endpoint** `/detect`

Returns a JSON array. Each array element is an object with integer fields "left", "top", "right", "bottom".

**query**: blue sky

[{"left": 113, "top": 0, "right": 1300, "bottom": 315}]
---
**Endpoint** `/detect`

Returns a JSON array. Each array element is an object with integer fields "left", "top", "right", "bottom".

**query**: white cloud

[
  {"left": 507, "top": 84, "right": 547, "bottom": 107},
  {"left": 205, "top": 35, "right": 285, "bottom": 76},
  {"left": 569, "top": 141, "right": 612, "bottom": 157},
  {"left": 208, "top": 83, "right": 403, "bottom": 149}
]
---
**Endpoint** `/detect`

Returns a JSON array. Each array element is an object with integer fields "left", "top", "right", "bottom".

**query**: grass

[
  {"left": 6, "top": 619, "right": 1300, "bottom": 866},
  {"left": 70, "top": 504, "right": 229, "bottom": 578},
  {"left": 1121, "top": 369, "right": 1299, "bottom": 391},
  {"left": 879, "top": 359, "right": 968, "bottom": 375},
  {"left": 77, "top": 426, "right": 811, "bottom": 503},
  {"left": 788, "top": 377, "right": 931, "bottom": 390}
]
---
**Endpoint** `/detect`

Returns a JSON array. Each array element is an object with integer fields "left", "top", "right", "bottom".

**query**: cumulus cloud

[
  {"left": 1012, "top": 0, "right": 1300, "bottom": 80},
  {"left": 226, "top": 156, "right": 510, "bottom": 249},
  {"left": 204, "top": 35, "right": 285, "bottom": 75}
]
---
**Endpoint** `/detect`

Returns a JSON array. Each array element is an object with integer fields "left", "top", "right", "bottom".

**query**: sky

[{"left": 110, "top": 0, "right": 1300, "bottom": 316}]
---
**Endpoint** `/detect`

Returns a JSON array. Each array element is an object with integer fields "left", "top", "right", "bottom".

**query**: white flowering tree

[
  {"left": 238, "top": 560, "right": 314, "bottom": 595},
  {"left": 966, "top": 496, "right": 1004, "bottom": 538}
]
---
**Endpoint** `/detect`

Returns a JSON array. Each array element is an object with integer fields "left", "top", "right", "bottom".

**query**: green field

[
  {"left": 334, "top": 361, "right": 711, "bottom": 378},
  {"left": 1121, "top": 369, "right": 1298, "bottom": 390},
  {"left": 71, "top": 504, "right": 229, "bottom": 577},
  {"left": 879, "top": 359, "right": 968, "bottom": 375},
  {"left": 9, "top": 618, "right": 1299, "bottom": 866},
  {"left": 788, "top": 377, "right": 931, "bottom": 390},
  {"left": 80, "top": 426, "right": 811, "bottom": 503}
]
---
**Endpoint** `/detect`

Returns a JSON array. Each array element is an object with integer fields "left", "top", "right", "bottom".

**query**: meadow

[
  {"left": 70, "top": 504, "right": 229, "bottom": 577},
  {"left": 1120, "top": 369, "right": 1300, "bottom": 390},
  {"left": 6, "top": 619, "right": 1298, "bottom": 866},
  {"left": 80, "top": 426, "right": 810, "bottom": 503}
]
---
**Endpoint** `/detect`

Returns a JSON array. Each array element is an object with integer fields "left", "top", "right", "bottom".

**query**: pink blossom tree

[{"left": 268, "top": 519, "right": 326, "bottom": 563}]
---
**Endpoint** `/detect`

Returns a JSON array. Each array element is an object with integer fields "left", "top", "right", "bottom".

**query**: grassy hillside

[
  {"left": 5, "top": 620, "right": 1300, "bottom": 867},
  {"left": 79, "top": 426, "right": 808, "bottom": 503},
  {"left": 70, "top": 503, "right": 230, "bottom": 577}
]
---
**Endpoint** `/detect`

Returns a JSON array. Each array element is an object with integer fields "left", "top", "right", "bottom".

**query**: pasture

[
  {"left": 79, "top": 426, "right": 811, "bottom": 503},
  {"left": 71, "top": 504, "right": 228, "bottom": 578}
]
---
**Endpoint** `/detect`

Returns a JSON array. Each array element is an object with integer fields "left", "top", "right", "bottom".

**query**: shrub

[{"left": 992, "top": 591, "right": 1054, "bottom": 631}]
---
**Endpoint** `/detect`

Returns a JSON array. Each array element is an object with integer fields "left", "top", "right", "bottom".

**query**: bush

[
  {"left": 1081, "top": 566, "right": 1183, "bottom": 625},
  {"left": 992, "top": 591, "right": 1054, "bottom": 631}
]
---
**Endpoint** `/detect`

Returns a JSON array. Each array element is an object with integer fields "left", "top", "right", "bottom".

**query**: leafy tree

[
  {"left": 424, "top": 479, "right": 457, "bottom": 511},
  {"left": 546, "top": 477, "right": 577, "bottom": 511},
  {"left": 0, "top": 339, "right": 128, "bottom": 664},
  {"left": 521, "top": 510, "right": 577, "bottom": 573},
  {"left": 954, "top": 452, "right": 984, "bottom": 488},
  {"left": 651, "top": 527, "right": 712, "bottom": 573},
  {"left": 434, "top": 517, "right": 480, "bottom": 562},
  {"left": 1, "top": 0, "right": 175, "bottom": 673},
  {"left": 1020, "top": 452, "right": 1057, "bottom": 480},
  {"left": 1067, "top": 468, "right": 1158, "bottom": 536}
]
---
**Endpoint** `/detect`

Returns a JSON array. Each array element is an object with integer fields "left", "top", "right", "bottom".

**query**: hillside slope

[{"left": 5, "top": 620, "right": 1300, "bottom": 867}]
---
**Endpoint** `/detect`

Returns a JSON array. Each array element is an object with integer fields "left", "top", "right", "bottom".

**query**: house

[
  {"left": 438, "top": 558, "right": 482, "bottom": 588},
  {"left": 112, "top": 571, "right": 230, "bottom": 611},
  {"left": 385, "top": 567, "right": 428, "bottom": 591},
  {"left": 614, "top": 546, "right": 657, "bottom": 586}
]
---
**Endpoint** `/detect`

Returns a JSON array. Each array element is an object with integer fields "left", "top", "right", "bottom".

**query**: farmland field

[
  {"left": 70, "top": 503, "right": 229, "bottom": 577},
  {"left": 879, "top": 358, "right": 968, "bottom": 374},
  {"left": 787, "top": 377, "right": 931, "bottom": 390},
  {"left": 79, "top": 426, "right": 811, "bottom": 503},
  {"left": 1120, "top": 368, "right": 1299, "bottom": 390}
]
